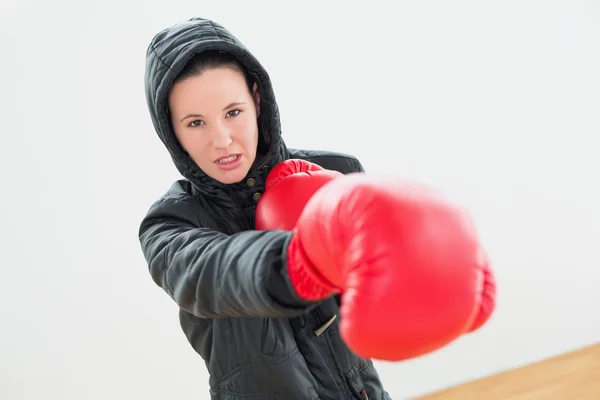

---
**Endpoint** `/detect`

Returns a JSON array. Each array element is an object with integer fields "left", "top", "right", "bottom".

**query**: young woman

[
  {"left": 139, "top": 16, "right": 495, "bottom": 400},
  {"left": 139, "top": 17, "right": 390, "bottom": 400}
]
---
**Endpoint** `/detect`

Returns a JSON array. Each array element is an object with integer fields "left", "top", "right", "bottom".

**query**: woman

[{"left": 139, "top": 17, "right": 390, "bottom": 399}]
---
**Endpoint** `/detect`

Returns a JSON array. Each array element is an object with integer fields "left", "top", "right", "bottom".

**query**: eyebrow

[{"left": 179, "top": 101, "right": 247, "bottom": 123}]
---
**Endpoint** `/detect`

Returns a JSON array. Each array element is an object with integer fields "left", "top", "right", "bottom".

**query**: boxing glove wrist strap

[{"left": 285, "top": 232, "right": 337, "bottom": 301}]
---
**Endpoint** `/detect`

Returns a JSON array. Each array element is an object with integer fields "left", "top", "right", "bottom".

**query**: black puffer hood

[{"left": 144, "top": 17, "right": 289, "bottom": 206}]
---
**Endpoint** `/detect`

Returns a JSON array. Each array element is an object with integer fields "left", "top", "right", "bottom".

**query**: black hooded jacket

[{"left": 139, "top": 17, "right": 391, "bottom": 400}]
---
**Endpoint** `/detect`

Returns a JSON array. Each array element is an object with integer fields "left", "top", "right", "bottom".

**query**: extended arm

[{"left": 138, "top": 197, "right": 318, "bottom": 319}]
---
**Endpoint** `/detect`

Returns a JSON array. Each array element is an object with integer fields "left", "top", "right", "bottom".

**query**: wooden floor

[{"left": 415, "top": 343, "right": 600, "bottom": 399}]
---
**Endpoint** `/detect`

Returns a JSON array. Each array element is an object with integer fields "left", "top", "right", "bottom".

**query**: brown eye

[
  {"left": 188, "top": 120, "right": 205, "bottom": 128},
  {"left": 226, "top": 109, "right": 241, "bottom": 118}
]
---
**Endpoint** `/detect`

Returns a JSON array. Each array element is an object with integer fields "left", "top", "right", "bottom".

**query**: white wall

[{"left": 2, "top": 1, "right": 599, "bottom": 398}]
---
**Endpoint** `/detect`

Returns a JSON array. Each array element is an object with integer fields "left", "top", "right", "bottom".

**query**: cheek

[
  {"left": 231, "top": 117, "right": 259, "bottom": 145},
  {"left": 177, "top": 132, "right": 210, "bottom": 154}
]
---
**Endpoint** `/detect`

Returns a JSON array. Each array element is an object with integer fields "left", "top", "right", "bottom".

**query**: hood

[{"left": 144, "top": 17, "right": 289, "bottom": 206}]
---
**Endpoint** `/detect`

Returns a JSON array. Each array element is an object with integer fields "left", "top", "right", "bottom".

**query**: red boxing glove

[
  {"left": 256, "top": 160, "right": 496, "bottom": 361},
  {"left": 255, "top": 159, "right": 343, "bottom": 231},
  {"left": 288, "top": 173, "right": 496, "bottom": 361},
  {"left": 256, "top": 159, "right": 344, "bottom": 299}
]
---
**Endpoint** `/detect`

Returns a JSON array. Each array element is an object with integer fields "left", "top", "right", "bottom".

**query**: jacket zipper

[{"left": 313, "top": 308, "right": 365, "bottom": 399}]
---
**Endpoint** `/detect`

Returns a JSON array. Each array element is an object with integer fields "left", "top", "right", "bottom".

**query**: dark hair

[{"left": 174, "top": 50, "right": 255, "bottom": 93}]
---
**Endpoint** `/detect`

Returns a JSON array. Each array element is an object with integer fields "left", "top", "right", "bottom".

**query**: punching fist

[
  {"left": 256, "top": 159, "right": 496, "bottom": 361},
  {"left": 290, "top": 173, "right": 496, "bottom": 360}
]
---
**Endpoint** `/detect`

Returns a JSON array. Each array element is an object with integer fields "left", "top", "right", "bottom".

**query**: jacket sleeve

[
  {"left": 347, "top": 154, "right": 366, "bottom": 173},
  {"left": 138, "top": 197, "right": 319, "bottom": 319},
  {"left": 304, "top": 152, "right": 366, "bottom": 175}
]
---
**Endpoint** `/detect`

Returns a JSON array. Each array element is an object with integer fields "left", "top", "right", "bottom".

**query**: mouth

[{"left": 215, "top": 154, "right": 241, "bottom": 164}]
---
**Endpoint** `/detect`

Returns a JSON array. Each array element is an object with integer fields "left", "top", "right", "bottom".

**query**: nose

[{"left": 211, "top": 124, "right": 232, "bottom": 149}]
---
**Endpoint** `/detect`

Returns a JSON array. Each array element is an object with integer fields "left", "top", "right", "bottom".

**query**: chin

[
  {"left": 215, "top": 166, "right": 251, "bottom": 185},
  {"left": 219, "top": 175, "right": 244, "bottom": 184}
]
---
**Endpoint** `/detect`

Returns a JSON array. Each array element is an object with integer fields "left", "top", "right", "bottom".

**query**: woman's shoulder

[
  {"left": 147, "top": 179, "right": 195, "bottom": 206},
  {"left": 287, "top": 148, "right": 365, "bottom": 174},
  {"left": 139, "top": 179, "right": 202, "bottom": 225}
]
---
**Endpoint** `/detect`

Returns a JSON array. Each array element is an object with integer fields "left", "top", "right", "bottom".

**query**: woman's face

[{"left": 168, "top": 67, "right": 261, "bottom": 184}]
